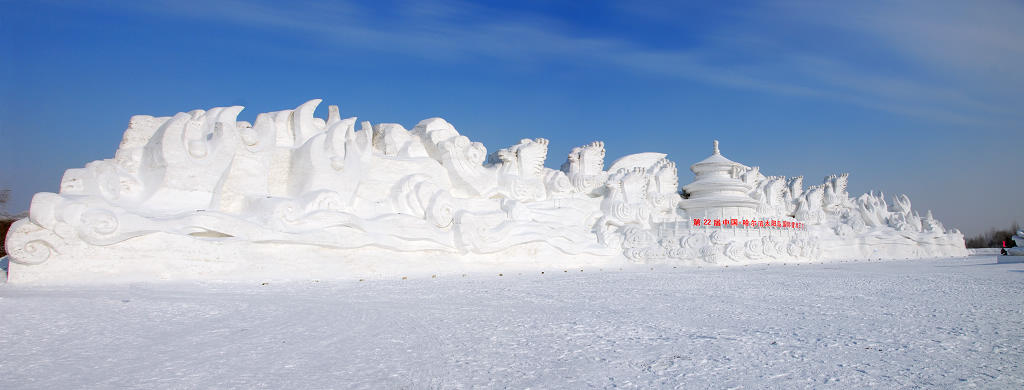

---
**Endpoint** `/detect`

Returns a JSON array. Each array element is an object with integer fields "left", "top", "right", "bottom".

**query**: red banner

[{"left": 692, "top": 218, "right": 804, "bottom": 229}]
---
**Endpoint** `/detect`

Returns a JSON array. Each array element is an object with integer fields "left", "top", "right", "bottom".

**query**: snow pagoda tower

[{"left": 679, "top": 140, "right": 759, "bottom": 220}]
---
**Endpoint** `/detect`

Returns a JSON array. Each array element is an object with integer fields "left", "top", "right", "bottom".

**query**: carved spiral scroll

[
  {"left": 725, "top": 242, "right": 744, "bottom": 262},
  {"left": 425, "top": 192, "right": 455, "bottom": 229},
  {"left": 5, "top": 219, "right": 62, "bottom": 265},
  {"left": 744, "top": 239, "right": 764, "bottom": 259},
  {"left": 77, "top": 208, "right": 120, "bottom": 243}
]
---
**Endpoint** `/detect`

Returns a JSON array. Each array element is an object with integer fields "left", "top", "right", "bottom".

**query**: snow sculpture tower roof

[{"left": 679, "top": 140, "right": 759, "bottom": 219}]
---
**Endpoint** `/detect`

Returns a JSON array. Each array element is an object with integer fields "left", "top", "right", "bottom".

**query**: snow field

[{"left": 1, "top": 255, "right": 1022, "bottom": 388}]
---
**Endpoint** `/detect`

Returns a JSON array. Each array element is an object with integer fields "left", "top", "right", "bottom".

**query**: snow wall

[{"left": 4, "top": 100, "right": 967, "bottom": 283}]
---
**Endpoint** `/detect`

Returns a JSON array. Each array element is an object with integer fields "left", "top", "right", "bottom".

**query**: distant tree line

[
  {"left": 1, "top": 189, "right": 12, "bottom": 257},
  {"left": 965, "top": 222, "right": 1021, "bottom": 248},
  {"left": 0, "top": 219, "right": 10, "bottom": 258}
]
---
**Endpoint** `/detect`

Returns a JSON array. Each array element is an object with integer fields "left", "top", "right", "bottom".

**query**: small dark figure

[{"left": 1001, "top": 248, "right": 1008, "bottom": 255}]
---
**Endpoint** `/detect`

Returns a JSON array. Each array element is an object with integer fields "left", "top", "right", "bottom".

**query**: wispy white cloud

[
  {"left": 812, "top": 1, "right": 1024, "bottom": 88},
  {"left": 90, "top": 0, "right": 1024, "bottom": 126},
  {"left": 758, "top": 1, "right": 1024, "bottom": 121}
]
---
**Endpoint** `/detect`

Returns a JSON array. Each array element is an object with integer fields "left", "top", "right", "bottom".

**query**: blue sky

[{"left": 2, "top": 0, "right": 1022, "bottom": 237}]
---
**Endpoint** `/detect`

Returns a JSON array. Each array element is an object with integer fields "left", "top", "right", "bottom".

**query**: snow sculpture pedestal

[{"left": 4, "top": 100, "right": 968, "bottom": 283}]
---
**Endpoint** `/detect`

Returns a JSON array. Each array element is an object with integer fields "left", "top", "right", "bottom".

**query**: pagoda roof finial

[{"left": 713, "top": 140, "right": 720, "bottom": 155}]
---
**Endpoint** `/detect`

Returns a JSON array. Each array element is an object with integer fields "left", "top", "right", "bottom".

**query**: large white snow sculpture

[{"left": 3, "top": 100, "right": 967, "bottom": 282}]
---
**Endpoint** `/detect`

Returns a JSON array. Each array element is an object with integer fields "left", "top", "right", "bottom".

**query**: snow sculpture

[
  {"left": 679, "top": 140, "right": 759, "bottom": 219},
  {"left": 487, "top": 138, "right": 555, "bottom": 201},
  {"left": 1003, "top": 231, "right": 1024, "bottom": 256},
  {"left": 561, "top": 141, "right": 608, "bottom": 195},
  {"left": 3, "top": 101, "right": 968, "bottom": 282}
]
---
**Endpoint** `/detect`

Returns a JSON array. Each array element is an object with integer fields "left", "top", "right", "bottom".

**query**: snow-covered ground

[
  {"left": 1, "top": 256, "right": 1022, "bottom": 388},
  {"left": 969, "top": 248, "right": 1003, "bottom": 255}
]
